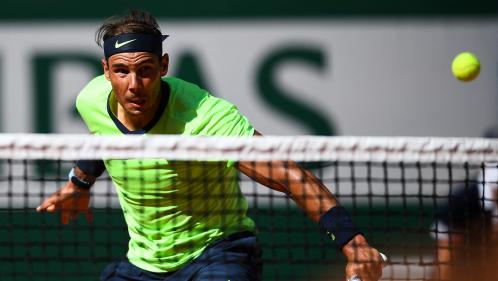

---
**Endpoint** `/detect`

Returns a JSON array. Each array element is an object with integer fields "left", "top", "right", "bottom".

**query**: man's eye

[
  {"left": 140, "top": 67, "right": 152, "bottom": 75},
  {"left": 114, "top": 69, "right": 129, "bottom": 74}
]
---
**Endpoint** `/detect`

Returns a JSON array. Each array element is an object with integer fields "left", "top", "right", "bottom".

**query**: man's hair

[{"left": 95, "top": 10, "right": 162, "bottom": 48}]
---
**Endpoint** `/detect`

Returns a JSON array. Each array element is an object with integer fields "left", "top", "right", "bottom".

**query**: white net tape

[{"left": 0, "top": 134, "right": 497, "bottom": 164}]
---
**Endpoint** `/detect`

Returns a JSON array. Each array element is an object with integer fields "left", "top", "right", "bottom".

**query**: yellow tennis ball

[{"left": 451, "top": 52, "right": 480, "bottom": 82}]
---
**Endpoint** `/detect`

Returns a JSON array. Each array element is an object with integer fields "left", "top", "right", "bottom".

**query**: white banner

[{"left": 0, "top": 19, "right": 497, "bottom": 137}]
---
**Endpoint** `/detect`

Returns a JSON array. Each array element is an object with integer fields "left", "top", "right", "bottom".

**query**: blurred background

[
  {"left": 0, "top": 0, "right": 496, "bottom": 137},
  {"left": 0, "top": 1, "right": 497, "bottom": 280}
]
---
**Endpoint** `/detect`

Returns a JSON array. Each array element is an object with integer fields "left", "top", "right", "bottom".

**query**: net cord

[{"left": 0, "top": 134, "right": 496, "bottom": 164}]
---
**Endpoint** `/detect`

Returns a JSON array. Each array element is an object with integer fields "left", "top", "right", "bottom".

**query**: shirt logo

[{"left": 115, "top": 39, "right": 137, "bottom": 49}]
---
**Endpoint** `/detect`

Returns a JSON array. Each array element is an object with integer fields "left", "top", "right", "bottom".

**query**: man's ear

[
  {"left": 160, "top": 54, "right": 169, "bottom": 76},
  {"left": 102, "top": 58, "right": 110, "bottom": 80}
]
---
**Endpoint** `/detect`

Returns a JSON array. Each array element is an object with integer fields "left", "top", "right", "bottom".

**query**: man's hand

[
  {"left": 343, "top": 234, "right": 385, "bottom": 281},
  {"left": 36, "top": 181, "right": 93, "bottom": 225}
]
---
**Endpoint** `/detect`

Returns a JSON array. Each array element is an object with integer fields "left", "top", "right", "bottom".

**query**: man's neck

[{"left": 117, "top": 109, "right": 151, "bottom": 131}]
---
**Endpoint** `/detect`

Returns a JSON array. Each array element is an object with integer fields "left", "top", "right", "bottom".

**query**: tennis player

[
  {"left": 37, "top": 10, "right": 384, "bottom": 281},
  {"left": 432, "top": 161, "right": 498, "bottom": 281}
]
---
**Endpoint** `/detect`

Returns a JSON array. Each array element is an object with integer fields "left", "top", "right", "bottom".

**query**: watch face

[{"left": 68, "top": 168, "right": 75, "bottom": 180}]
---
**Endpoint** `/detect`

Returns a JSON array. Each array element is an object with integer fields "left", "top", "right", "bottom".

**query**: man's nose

[{"left": 129, "top": 73, "right": 141, "bottom": 91}]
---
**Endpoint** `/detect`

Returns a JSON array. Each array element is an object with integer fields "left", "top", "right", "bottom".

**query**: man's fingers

[
  {"left": 85, "top": 211, "right": 94, "bottom": 224},
  {"left": 346, "top": 252, "right": 386, "bottom": 281},
  {"left": 36, "top": 196, "right": 60, "bottom": 212},
  {"left": 37, "top": 201, "right": 59, "bottom": 213},
  {"left": 46, "top": 204, "right": 58, "bottom": 212},
  {"left": 61, "top": 211, "right": 70, "bottom": 225},
  {"left": 60, "top": 209, "right": 93, "bottom": 225},
  {"left": 38, "top": 186, "right": 92, "bottom": 225}
]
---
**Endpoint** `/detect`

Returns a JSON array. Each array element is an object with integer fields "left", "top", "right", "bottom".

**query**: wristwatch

[{"left": 68, "top": 167, "right": 92, "bottom": 190}]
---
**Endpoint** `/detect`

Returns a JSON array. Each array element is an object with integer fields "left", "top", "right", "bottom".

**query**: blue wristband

[{"left": 318, "top": 206, "right": 362, "bottom": 250}]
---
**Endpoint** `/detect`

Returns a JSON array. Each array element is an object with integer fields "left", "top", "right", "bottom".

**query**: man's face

[{"left": 102, "top": 52, "right": 168, "bottom": 116}]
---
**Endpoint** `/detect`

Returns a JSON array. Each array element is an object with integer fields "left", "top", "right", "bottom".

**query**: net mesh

[{"left": 1, "top": 134, "right": 498, "bottom": 281}]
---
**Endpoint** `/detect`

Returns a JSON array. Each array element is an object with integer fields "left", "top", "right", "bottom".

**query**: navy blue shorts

[{"left": 100, "top": 231, "right": 262, "bottom": 281}]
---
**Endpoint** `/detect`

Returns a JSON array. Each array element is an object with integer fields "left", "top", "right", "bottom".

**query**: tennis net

[{"left": 1, "top": 134, "right": 498, "bottom": 281}]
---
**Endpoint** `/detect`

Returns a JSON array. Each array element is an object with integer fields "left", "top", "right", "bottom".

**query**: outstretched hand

[
  {"left": 343, "top": 234, "right": 385, "bottom": 281},
  {"left": 36, "top": 181, "right": 93, "bottom": 225}
]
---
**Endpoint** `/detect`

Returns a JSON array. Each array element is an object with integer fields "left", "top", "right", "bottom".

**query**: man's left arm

[{"left": 236, "top": 131, "right": 384, "bottom": 281}]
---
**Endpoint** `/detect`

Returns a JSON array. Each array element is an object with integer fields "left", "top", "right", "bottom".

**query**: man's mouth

[{"left": 129, "top": 99, "right": 146, "bottom": 106}]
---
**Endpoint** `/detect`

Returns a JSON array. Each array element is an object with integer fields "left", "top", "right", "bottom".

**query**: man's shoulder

[
  {"left": 162, "top": 76, "right": 212, "bottom": 109},
  {"left": 163, "top": 76, "right": 235, "bottom": 105},
  {"left": 76, "top": 75, "right": 110, "bottom": 104},
  {"left": 163, "top": 76, "right": 206, "bottom": 95},
  {"left": 75, "top": 74, "right": 111, "bottom": 118},
  {"left": 81, "top": 75, "right": 111, "bottom": 95}
]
